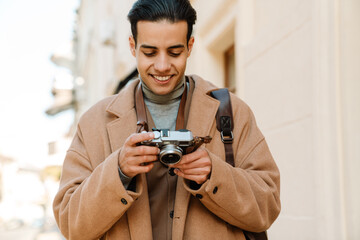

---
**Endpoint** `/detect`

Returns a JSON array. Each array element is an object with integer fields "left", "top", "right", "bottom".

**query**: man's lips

[
  {"left": 153, "top": 75, "right": 171, "bottom": 81},
  {"left": 150, "top": 74, "right": 174, "bottom": 84}
]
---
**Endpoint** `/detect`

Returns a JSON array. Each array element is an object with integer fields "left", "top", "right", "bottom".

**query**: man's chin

[{"left": 153, "top": 88, "right": 172, "bottom": 96}]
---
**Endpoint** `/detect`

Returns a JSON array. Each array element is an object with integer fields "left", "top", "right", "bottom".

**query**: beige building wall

[
  {"left": 73, "top": 0, "right": 136, "bottom": 118},
  {"left": 190, "top": 0, "right": 359, "bottom": 239},
  {"left": 71, "top": 0, "right": 359, "bottom": 239},
  {"left": 339, "top": 0, "right": 360, "bottom": 238}
]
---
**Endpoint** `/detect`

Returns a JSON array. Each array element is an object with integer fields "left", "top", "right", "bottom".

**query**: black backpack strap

[
  {"left": 210, "top": 88, "right": 235, "bottom": 166},
  {"left": 210, "top": 88, "right": 268, "bottom": 240}
]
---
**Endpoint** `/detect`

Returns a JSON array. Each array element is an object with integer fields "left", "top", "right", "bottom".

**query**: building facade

[{"left": 50, "top": 0, "right": 360, "bottom": 239}]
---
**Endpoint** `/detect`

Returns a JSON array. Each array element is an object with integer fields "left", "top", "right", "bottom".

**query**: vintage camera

[{"left": 140, "top": 129, "right": 212, "bottom": 165}]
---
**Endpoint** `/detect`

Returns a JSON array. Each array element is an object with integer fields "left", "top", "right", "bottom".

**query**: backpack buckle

[{"left": 221, "top": 131, "right": 233, "bottom": 143}]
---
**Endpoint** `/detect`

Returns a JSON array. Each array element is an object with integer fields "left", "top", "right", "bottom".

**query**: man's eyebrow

[
  {"left": 139, "top": 44, "right": 185, "bottom": 50},
  {"left": 168, "top": 44, "right": 185, "bottom": 50},
  {"left": 140, "top": 44, "right": 157, "bottom": 49}
]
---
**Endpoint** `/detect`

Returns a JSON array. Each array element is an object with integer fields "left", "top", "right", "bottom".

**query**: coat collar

[
  {"left": 106, "top": 79, "right": 139, "bottom": 118},
  {"left": 186, "top": 75, "right": 220, "bottom": 137},
  {"left": 105, "top": 79, "right": 140, "bottom": 153}
]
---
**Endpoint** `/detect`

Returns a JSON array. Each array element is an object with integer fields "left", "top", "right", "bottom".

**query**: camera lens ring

[{"left": 159, "top": 144, "right": 183, "bottom": 165}]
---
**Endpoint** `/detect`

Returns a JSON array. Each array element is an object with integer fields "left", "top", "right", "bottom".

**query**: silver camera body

[{"left": 141, "top": 129, "right": 195, "bottom": 165}]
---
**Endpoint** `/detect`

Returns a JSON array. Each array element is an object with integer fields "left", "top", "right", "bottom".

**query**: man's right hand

[{"left": 118, "top": 132, "right": 159, "bottom": 178}]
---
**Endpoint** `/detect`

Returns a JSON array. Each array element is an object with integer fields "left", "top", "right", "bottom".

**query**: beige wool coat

[{"left": 53, "top": 75, "right": 281, "bottom": 240}]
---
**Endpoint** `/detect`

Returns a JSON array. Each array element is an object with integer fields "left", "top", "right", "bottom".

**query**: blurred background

[
  {"left": 0, "top": 0, "right": 77, "bottom": 239},
  {"left": 0, "top": 0, "right": 359, "bottom": 239}
]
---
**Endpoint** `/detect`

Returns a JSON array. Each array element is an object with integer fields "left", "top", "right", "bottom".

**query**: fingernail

[{"left": 149, "top": 132, "right": 154, "bottom": 138}]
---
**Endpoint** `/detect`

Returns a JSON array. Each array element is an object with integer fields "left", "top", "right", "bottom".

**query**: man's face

[{"left": 129, "top": 20, "right": 194, "bottom": 95}]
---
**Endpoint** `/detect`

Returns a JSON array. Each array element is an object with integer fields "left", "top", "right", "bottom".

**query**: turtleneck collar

[{"left": 140, "top": 75, "right": 185, "bottom": 104}]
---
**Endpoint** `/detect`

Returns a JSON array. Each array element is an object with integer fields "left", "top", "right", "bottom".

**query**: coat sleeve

[
  {"left": 184, "top": 98, "right": 281, "bottom": 232},
  {"left": 52, "top": 123, "right": 142, "bottom": 240}
]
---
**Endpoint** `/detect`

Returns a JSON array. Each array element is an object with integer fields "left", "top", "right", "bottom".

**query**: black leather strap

[{"left": 210, "top": 89, "right": 234, "bottom": 167}]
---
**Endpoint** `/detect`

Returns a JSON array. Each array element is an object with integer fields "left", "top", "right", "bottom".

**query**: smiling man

[{"left": 53, "top": 0, "right": 281, "bottom": 240}]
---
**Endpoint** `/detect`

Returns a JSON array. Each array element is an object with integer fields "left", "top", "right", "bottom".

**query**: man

[{"left": 53, "top": 0, "right": 281, "bottom": 239}]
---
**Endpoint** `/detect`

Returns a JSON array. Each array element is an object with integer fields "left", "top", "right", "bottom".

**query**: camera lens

[
  {"left": 161, "top": 153, "right": 181, "bottom": 164},
  {"left": 159, "top": 144, "right": 183, "bottom": 165}
]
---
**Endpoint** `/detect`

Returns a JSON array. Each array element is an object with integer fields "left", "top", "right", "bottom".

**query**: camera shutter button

[{"left": 153, "top": 131, "right": 161, "bottom": 139}]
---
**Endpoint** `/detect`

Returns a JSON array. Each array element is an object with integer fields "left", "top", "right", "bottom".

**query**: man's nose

[{"left": 154, "top": 54, "right": 171, "bottom": 72}]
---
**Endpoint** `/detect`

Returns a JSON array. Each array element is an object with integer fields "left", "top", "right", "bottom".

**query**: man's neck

[{"left": 141, "top": 75, "right": 185, "bottom": 104}]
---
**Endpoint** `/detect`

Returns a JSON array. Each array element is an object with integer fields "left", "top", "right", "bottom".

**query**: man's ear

[
  {"left": 129, "top": 36, "right": 136, "bottom": 57},
  {"left": 187, "top": 36, "right": 195, "bottom": 57}
]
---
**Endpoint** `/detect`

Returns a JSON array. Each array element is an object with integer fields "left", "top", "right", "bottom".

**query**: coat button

[
  {"left": 121, "top": 198, "right": 128, "bottom": 205},
  {"left": 213, "top": 186, "right": 218, "bottom": 194},
  {"left": 196, "top": 194, "right": 203, "bottom": 199},
  {"left": 169, "top": 210, "right": 174, "bottom": 218}
]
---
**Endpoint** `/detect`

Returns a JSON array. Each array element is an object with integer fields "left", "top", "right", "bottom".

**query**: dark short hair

[{"left": 127, "top": 0, "right": 197, "bottom": 46}]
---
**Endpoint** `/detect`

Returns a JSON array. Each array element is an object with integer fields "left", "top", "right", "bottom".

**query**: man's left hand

[{"left": 172, "top": 148, "right": 212, "bottom": 185}]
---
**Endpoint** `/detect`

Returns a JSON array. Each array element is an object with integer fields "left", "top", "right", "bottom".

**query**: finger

[
  {"left": 175, "top": 148, "right": 207, "bottom": 166},
  {"left": 173, "top": 155, "right": 209, "bottom": 170},
  {"left": 174, "top": 169, "right": 209, "bottom": 184},
  {"left": 171, "top": 155, "right": 193, "bottom": 168},
  {"left": 175, "top": 166, "right": 210, "bottom": 176},
  {"left": 126, "top": 132, "right": 155, "bottom": 146},
  {"left": 123, "top": 153, "right": 159, "bottom": 167},
  {"left": 124, "top": 162, "right": 155, "bottom": 177},
  {"left": 137, "top": 154, "right": 159, "bottom": 165},
  {"left": 120, "top": 154, "right": 157, "bottom": 172},
  {"left": 121, "top": 145, "right": 159, "bottom": 160},
  {"left": 133, "top": 145, "right": 160, "bottom": 156}
]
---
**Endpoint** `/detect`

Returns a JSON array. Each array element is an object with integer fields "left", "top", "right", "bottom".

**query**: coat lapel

[
  {"left": 105, "top": 79, "right": 153, "bottom": 238},
  {"left": 106, "top": 79, "right": 139, "bottom": 152},
  {"left": 172, "top": 75, "right": 220, "bottom": 239},
  {"left": 106, "top": 114, "right": 137, "bottom": 152},
  {"left": 186, "top": 77, "right": 220, "bottom": 137}
]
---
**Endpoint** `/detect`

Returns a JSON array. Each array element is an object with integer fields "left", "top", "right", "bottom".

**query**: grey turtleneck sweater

[{"left": 142, "top": 76, "right": 186, "bottom": 131}]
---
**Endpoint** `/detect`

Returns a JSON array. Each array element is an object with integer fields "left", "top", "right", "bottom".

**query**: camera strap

[
  {"left": 210, "top": 88, "right": 268, "bottom": 240},
  {"left": 135, "top": 82, "right": 149, "bottom": 133},
  {"left": 134, "top": 81, "right": 188, "bottom": 133}
]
